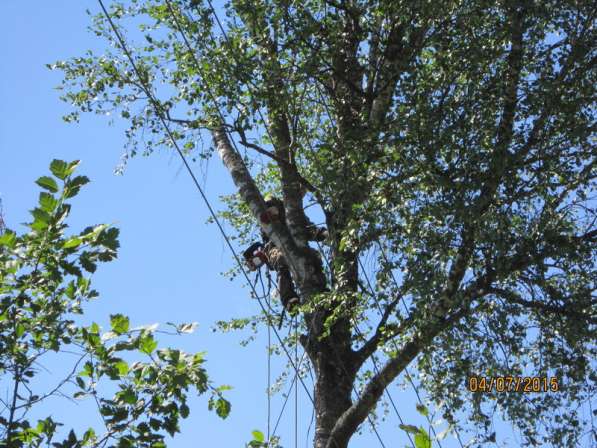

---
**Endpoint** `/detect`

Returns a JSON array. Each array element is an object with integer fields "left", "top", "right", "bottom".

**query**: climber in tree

[{"left": 243, "top": 196, "right": 327, "bottom": 327}]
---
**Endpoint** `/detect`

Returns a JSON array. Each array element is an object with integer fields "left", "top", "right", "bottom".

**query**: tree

[
  {"left": 53, "top": 1, "right": 595, "bottom": 447},
  {"left": 0, "top": 160, "right": 229, "bottom": 447}
]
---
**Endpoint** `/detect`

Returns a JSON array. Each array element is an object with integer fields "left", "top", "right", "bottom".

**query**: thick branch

[
  {"left": 325, "top": 299, "right": 474, "bottom": 448},
  {"left": 368, "top": 22, "right": 427, "bottom": 128},
  {"left": 241, "top": 6, "right": 316, "bottom": 247},
  {"left": 476, "top": 3, "right": 527, "bottom": 214},
  {"left": 325, "top": 268, "right": 496, "bottom": 448},
  {"left": 213, "top": 127, "right": 326, "bottom": 296},
  {"left": 326, "top": 214, "right": 584, "bottom": 446}
]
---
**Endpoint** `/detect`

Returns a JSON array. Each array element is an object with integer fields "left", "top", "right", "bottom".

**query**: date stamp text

[{"left": 467, "top": 376, "right": 560, "bottom": 393}]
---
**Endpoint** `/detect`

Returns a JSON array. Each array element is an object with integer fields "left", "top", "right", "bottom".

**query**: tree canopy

[{"left": 53, "top": 1, "right": 595, "bottom": 447}]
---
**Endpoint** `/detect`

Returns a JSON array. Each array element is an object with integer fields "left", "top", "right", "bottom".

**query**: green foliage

[
  {"left": 414, "top": 428, "right": 432, "bottom": 448},
  {"left": 399, "top": 425, "right": 431, "bottom": 448},
  {"left": 245, "top": 429, "right": 281, "bottom": 448},
  {"left": 247, "top": 430, "right": 266, "bottom": 447},
  {"left": 110, "top": 313, "right": 130, "bottom": 334},
  {"left": 0, "top": 161, "right": 229, "bottom": 446}
]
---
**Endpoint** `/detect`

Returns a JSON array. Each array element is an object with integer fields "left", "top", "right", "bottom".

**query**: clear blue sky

[{"left": 0, "top": 2, "right": 515, "bottom": 447}]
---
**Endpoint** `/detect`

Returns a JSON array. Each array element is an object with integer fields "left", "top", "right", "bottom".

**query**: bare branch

[{"left": 354, "top": 295, "right": 404, "bottom": 364}]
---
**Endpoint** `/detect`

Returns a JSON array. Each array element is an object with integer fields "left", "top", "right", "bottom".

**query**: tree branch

[
  {"left": 476, "top": 2, "right": 527, "bottom": 215},
  {"left": 240, "top": 5, "right": 318, "bottom": 247},
  {"left": 354, "top": 295, "right": 405, "bottom": 365},
  {"left": 368, "top": 20, "right": 427, "bottom": 128},
  {"left": 325, "top": 266, "right": 497, "bottom": 448},
  {"left": 325, "top": 206, "right": 589, "bottom": 447},
  {"left": 212, "top": 127, "right": 326, "bottom": 296},
  {"left": 489, "top": 287, "right": 596, "bottom": 324}
]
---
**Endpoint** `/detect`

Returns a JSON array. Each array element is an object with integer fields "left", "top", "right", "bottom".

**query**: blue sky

[{"left": 0, "top": 2, "right": 514, "bottom": 447}]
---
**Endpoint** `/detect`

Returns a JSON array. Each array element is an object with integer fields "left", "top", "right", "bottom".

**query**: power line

[
  {"left": 271, "top": 350, "right": 309, "bottom": 440},
  {"left": 97, "top": 0, "right": 314, "bottom": 406}
]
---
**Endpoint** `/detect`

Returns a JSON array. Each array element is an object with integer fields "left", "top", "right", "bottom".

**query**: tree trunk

[{"left": 312, "top": 345, "right": 355, "bottom": 448}]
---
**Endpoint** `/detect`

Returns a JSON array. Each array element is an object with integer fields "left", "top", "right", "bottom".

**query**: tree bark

[{"left": 313, "top": 351, "right": 355, "bottom": 448}]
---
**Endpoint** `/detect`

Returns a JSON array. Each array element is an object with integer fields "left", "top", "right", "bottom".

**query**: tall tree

[{"left": 54, "top": 1, "right": 596, "bottom": 446}]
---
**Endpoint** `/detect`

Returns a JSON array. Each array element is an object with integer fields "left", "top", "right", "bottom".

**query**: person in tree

[{"left": 243, "top": 197, "right": 327, "bottom": 326}]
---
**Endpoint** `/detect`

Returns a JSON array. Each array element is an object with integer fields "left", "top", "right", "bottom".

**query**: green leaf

[
  {"left": 415, "top": 428, "right": 431, "bottom": 448},
  {"left": 15, "top": 323, "right": 26, "bottom": 338},
  {"left": 399, "top": 424, "right": 420, "bottom": 435},
  {"left": 0, "top": 231, "right": 17, "bottom": 248},
  {"left": 39, "top": 192, "right": 58, "bottom": 212},
  {"left": 35, "top": 176, "right": 59, "bottom": 192},
  {"left": 79, "top": 361, "right": 94, "bottom": 377},
  {"left": 416, "top": 403, "right": 429, "bottom": 417},
  {"left": 88, "top": 321, "right": 100, "bottom": 333},
  {"left": 69, "top": 175, "right": 90, "bottom": 188},
  {"left": 252, "top": 430, "right": 264, "bottom": 442},
  {"left": 79, "top": 251, "right": 97, "bottom": 273},
  {"left": 117, "top": 388, "right": 137, "bottom": 404},
  {"left": 31, "top": 208, "right": 51, "bottom": 225},
  {"left": 82, "top": 428, "right": 96, "bottom": 445},
  {"left": 67, "top": 160, "right": 81, "bottom": 176},
  {"left": 192, "top": 352, "right": 205, "bottom": 365},
  {"left": 97, "top": 227, "right": 120, "bottom": 251},
  {"left": 180, "top": 403, "right": 190, "bottom": 418},
  {"left": 114, "top": 359, "right": 129, "bottom": 376},
  {"left": 139, "top": 333, "right": 158, "bottom": 354},
  {"left": 214, "top": 397, "right": 230, "bottom": 419},
  {"left": 50, "top": 159, "right": 69, "bottom": 180},
  {"left": 73, "top": 391, "right": 86, "bottom": 399},
  {"left": 63, "top": 237, "right": 83, "bottom": 249},
  {"left": 110, "top": 314, "right": 130, "bottom": 335},
  {"left": 64, "top": 175, "right": 90, "bottom": 198}
]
